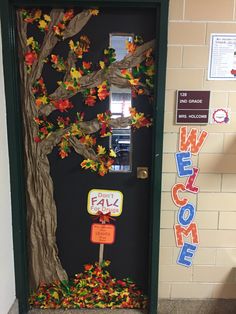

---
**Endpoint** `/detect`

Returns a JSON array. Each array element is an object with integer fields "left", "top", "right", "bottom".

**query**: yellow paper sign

[{"left": 87, "top": 189, "right": 123, "bottom": 217}]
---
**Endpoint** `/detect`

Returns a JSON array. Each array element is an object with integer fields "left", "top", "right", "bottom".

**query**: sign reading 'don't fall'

[
  {"left": 87, "top": 189, "right": 123, "bottom": 217},
  {"left": 172, "top": 126, "right": 208, "bottom": 267},
  {"left": 176, "top": 90, "right": 210, "bottom": 124}
]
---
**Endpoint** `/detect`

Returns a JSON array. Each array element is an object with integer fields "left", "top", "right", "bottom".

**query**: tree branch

[
  {"left": 39, "top": 39, "right": 155, "bottom": 116},
  {"left": 31, "top": 9, "right": 64, "bottom": 82},
  {"left": 40, "top": 116, "right": 131, "bottom": 155},
  {"left": 31, "top": 9, "right": 93, "bottom": 83},
  {"left": 63, "top": 10, "right": 92, "bottom": 39},
  {"left": 69, "top": 137, "right": 97, "bottom": 161}
]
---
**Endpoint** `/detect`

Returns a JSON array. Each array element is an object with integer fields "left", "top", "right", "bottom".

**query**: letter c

[{"left": 172, "top": 183, "right": 188, "bottom": 207}]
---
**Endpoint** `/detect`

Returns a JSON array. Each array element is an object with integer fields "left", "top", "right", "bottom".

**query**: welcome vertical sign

[{"left": 172, "top": 127, "right": 208, "bottom": 267}]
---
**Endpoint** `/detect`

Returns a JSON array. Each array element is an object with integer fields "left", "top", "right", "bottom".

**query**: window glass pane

[
  {"left": 110, "top": 35, "right": 133, "bottom": 61},
  {"left": 109, "top": 34, "right": 133, "bottom": 172}
]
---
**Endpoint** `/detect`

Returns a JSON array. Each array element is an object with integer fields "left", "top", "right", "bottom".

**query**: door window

[{"left": 109, "top": 34, "right": 133, "bottom": 172}]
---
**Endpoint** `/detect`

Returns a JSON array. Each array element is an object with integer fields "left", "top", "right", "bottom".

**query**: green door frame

[{"left": 0, "top": 1, "right": 168, "bottom": 313}]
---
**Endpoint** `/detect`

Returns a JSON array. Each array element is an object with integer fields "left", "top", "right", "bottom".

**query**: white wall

[{"left": 0, "top": 24, "right": 16, "bottom": 313}]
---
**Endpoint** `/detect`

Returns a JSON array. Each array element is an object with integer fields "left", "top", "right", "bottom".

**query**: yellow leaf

[
  {"left": 40, "top": 95, "right": 48, "bottom": 105},
  {"left": 70, "top": 67, "right": 81, "bottom": 80},
  {"left": 99, "top": 61, "right": 105, "bottom": 69},
  {"left": 38, "top": 20, "right": 47, "bottom": 29},
  {"left": 71, "top": 124, "right": 82, "bottom": 136},
  {"left": 27, "top": 37, "right": 34, "bottom": 46},
  {"left": 89, "top": 9, "right": 99, "bottom": 16},
  {"left": 97, "top": 145, "right": 106, "bottom": 155},
  {"left": 109, "top": 149, "right": 116, "bottom": 158},
  {"left": 52, "top": 291, "right": 59, "bottom": 299},
  {"left": 129, "top": 78, "right": 140, "bottom": 86},
  {"left": 44, "top": 14, "right": 51, "bottom": 22},
  {"left": 69, "top": 40, "right": 75, "bottom": 51}
]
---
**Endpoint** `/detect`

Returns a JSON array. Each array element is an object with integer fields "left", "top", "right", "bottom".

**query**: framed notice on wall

[
  {"left": 176, "top": 90, "right": 210, "bottom": 124},
  {"left": 208, "top": 33, "right": 236, "bottom": 80}
]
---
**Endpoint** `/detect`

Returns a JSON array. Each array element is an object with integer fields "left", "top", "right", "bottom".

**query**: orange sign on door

[{"left": 90, "top": 223, "right": 116, "bottom": 244}]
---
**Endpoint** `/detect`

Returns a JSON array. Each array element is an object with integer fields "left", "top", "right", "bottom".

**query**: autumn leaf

[
  {"left": 99, "top": 61, "right": 105, "bottom": 69},
  {"left": 109, "top": 149, "right": 116, "bottom": 158},
  {"left": 97, "top": 145, "right": 106, "bottom": 155},
  {"left": 27, "top": 36, "right": 34, "bottom": 46},
  {"left": 89, "top": 9, "right": 99, "bottom": 16},
  {"left": 70, "top": 67, "right": 82, "bottom": 80},
  {"left": 43, "top": 14, "right": 51, "bottom": 22}
]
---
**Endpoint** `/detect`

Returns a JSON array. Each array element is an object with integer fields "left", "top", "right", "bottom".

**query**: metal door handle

[{"left": 137, "top": 167, "right": 149, "bottom": 179}]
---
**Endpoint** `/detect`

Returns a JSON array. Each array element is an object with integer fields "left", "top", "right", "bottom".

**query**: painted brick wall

[{"left": 159, "top": 0, "right": 236, "bottom": 299}]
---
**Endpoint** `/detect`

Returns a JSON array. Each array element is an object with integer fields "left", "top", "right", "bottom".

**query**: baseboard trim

[
  {"left": 158, "top": 299, "right": 236, "bottom": 314},
  {"left": 8, "top": 299, "right": 19, "bottom": 314}
]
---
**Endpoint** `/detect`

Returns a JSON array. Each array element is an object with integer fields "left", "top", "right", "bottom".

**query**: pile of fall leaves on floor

[{"left": 29, "top": 260, "right": 148, "bottom": 309}]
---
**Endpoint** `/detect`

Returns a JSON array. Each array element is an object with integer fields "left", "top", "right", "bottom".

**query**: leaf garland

[
  {"left": 33, "top": 116, "right": 55, "bottom": 142},
  {"left": 50, "top": 54, "right": 67, "bottom": 72},
  {"left": 122, "top": 36, "right": 155, "bottom": 99},
  {"left": 101, "top": 47, "right": 116, "bottom": 67},
  {"left": 32, "top": 77, "right": 50, "bottom": 107},
  {"left": 22, "top": 9, "right": 51, "bottom": 32},
  {"left": 29, "top": 260, "right": 148, "bottom": 309},
  {"left": 69, "top": 35, "right": 90, "bottom": 59},
  {"left": 82, "top": 81, "right": 110, "bottom": 106},
  {"left": 81, "top": 145, "right": 116, "bottom": 176},
  {"left": 53, "top": 9, "right": 74, "bottom": 37},
  {"left": 22, "top": 9, "right": 42, "bottom": 24},
  {"left": 97, "top": 110, "right": 112, "bottom": 137},
  {"left": 129, "top": 108, "right": 152, "bottom": 129},
  {"left": 58, "top": 136, "right": 71, "bottom": 159},
  {"left": 25, "top": 36, "right": 40, "bottom": 70}
]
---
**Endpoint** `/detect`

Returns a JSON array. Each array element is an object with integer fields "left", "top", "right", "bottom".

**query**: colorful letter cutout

[
  {"left": 175, "top": 151, "right": 193, "bottom": 177},
  {"left": 179, "top": 126, "right": 208, "bottom": 155},
  {"left": 174, "top": 222, "right": 199, "bottom": 247},
  {"left": 177, "top": 203, "right": 195, "bottom": 226},
  {"left": 185, "top": 167, "right": 199, "bottom": 194},
  {"left": 177, "top": 242, "right": 197, "bottom": 267},
  {"left": 172, "top": 183, "right": 188, "bottom": 207}
]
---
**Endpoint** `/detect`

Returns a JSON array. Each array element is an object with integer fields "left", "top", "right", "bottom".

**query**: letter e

[
  {"left": 175, "top": 152, "right": 193, "bottom": 177},
  {"left": 177, "top": 242, "right": 197, "bottom": 267}
]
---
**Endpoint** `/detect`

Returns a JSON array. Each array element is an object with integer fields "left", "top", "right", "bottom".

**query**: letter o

[{"left": 177, "top": 203, "right": 195, "bottom": 226}]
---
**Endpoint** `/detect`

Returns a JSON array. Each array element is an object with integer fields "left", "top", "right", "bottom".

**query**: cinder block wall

[{"left": 159, "top": 0, "right": 236, "bottom": 299}]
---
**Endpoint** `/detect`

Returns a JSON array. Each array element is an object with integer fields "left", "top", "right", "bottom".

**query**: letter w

[{"left": 179, "top": 126, "right": 208, "bottom": 155}]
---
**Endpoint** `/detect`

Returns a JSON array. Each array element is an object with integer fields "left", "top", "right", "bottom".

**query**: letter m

[
  {"left": 174, "top": 223, "right": 199, "bottom": 247},
  {"left": 179, "top": 126, "right": 208, "bottom": 155}
]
